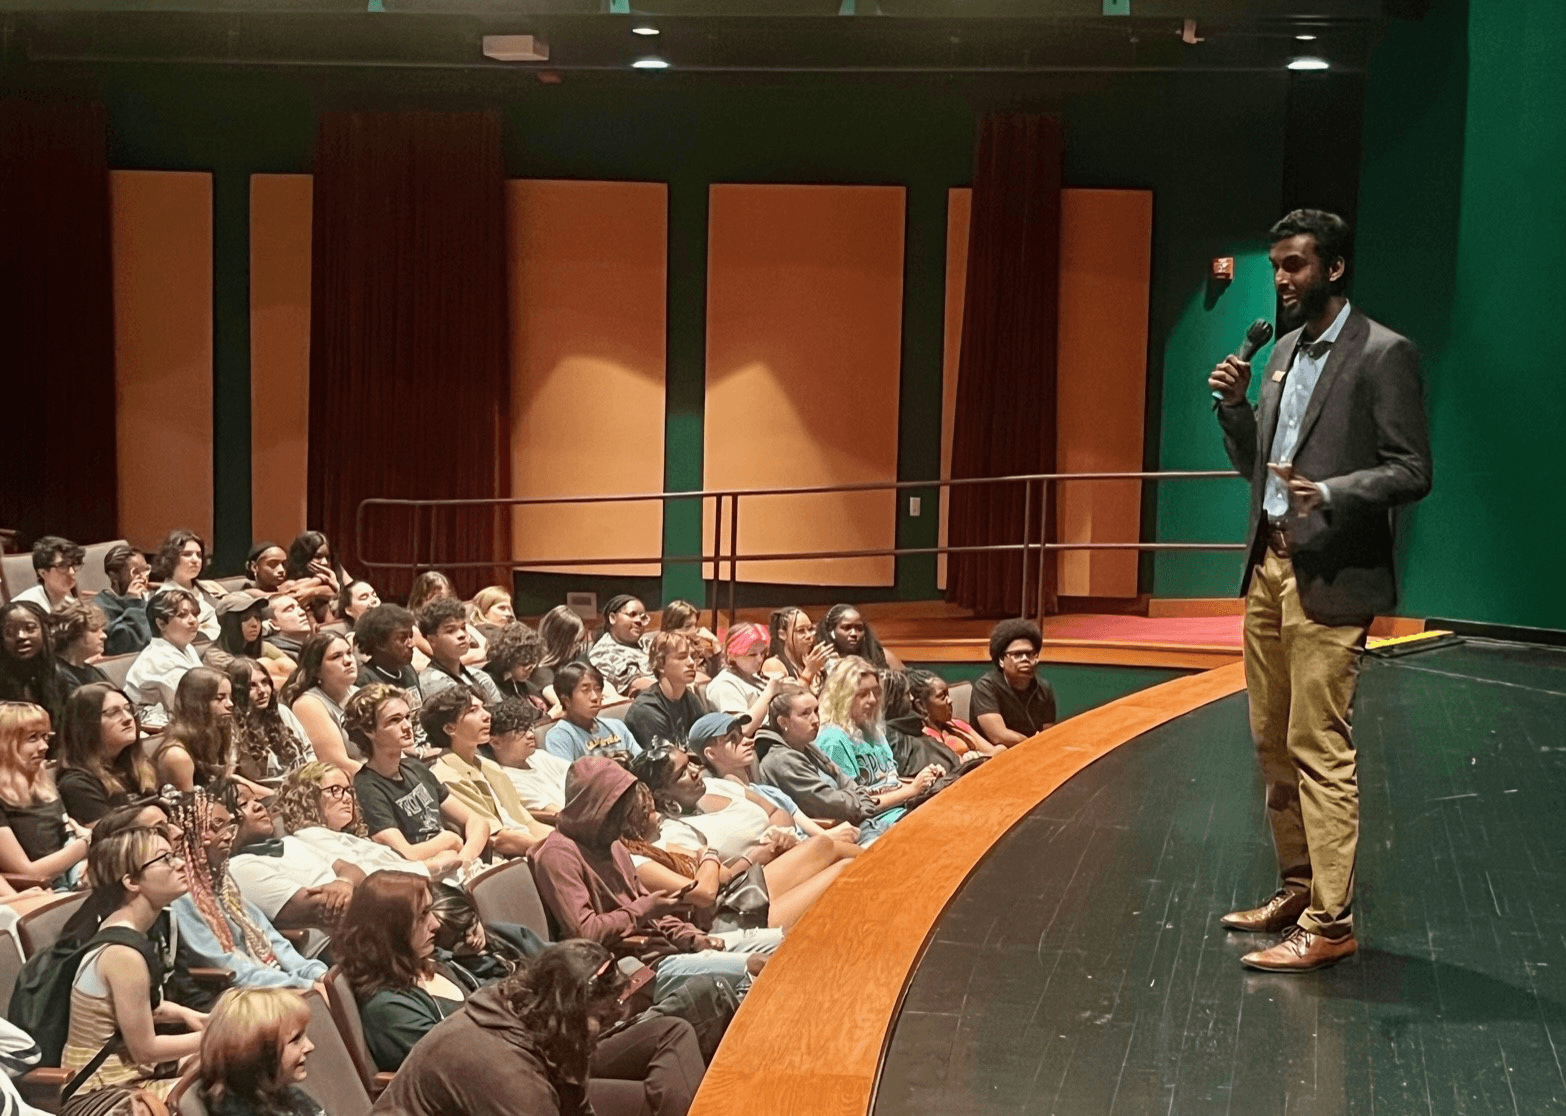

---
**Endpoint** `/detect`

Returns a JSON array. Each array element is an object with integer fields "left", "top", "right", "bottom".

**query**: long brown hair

[
  {"left": 57, "top": 683, "right": 155, "bottom": 798},
  {"left": 165, "top": 666, "right": 236, "bottom": 786},
  {"left": 500, "top": 939, "right": 625, "bottom": 1085},
  {"left": 336, "top": 870, "right": 434, "bottom": 999}
]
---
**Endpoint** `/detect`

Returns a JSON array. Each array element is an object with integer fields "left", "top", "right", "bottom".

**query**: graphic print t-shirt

[{"left": 355, "top": 759, "right": 450, "bottom": 844}]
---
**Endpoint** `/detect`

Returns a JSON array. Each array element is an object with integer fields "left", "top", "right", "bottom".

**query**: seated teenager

[
  {"left": 338, "top": 579, "right": 380, "bottom": 632},
  {"left": 346, "top": 684, "right": 490, "bottom": 872},
  {"left": 97, "top": 544, "right": 154, "bottom": 655},
  {"left": 196, "top": 987, "right": 323, "bottom": 1116},
  {"left": 485, "top": 698, "right": 569, "bottom": 822},
  {"left": 816, "top": 657, "right": 943, "bottom": 825},
  {"left": 221, "top": 655, "right": 312, "bottom": 780},
  {"left": 244, "top": 542, "right": 291, "bottom": 596},
  {"left": 622, "top": 632, "right": 710, "bottom": 749},
  {"left": 469, "top": 585, "right": 516, "bottom": 634},
  {"left": 628, "top": 737, "right": 853, "bottom": 932},
  {"left": 407, "top": 571, "right": 487, "bottom": 665},
  {"left": 169, "top": 786, "right": 328, "bottom": 990},
  {"left": 12, "top": 535, "right": 84, "bottom": 613},
  {"left": 815, "top": 603, "right": 902, "bottom": 673},
  {"left": 227, "top": 779, "right": 363, "bottom": 932},
  {"left": 375, "top": 938, "right": 707, "bottom": 1116},
  {"left": 57, "top": 683, "right": 157, "bottom": 825},
  {"left": 534, "top": 603, "right": 590, "bottom": 703},
  {"left": 589, "top": 595, "right": 655, "bottom": 696},
  {"left": 214, "top": 593, "right": 294, "bottom": 690},
  {"left": 704, "top": 622, "right": 782, "bottom": 737},
  {"left": 763, "top": 607, "right": 829, "bottom": 691},
  {"left": 280, "top": 632, "right": 361, "bottom": 772},
  {"left": 264, "top": 594, "right": 315, "bottom": 660},
  {"left": 542, "top": 662, "right": 641, "bottom": 763},
  {"left": 274, "top": 761, "right": 446, "bottom": 878},
  {"left": 355, "top": 603, "right": 421, "bottom": 695},
  {"left": 482, "top": 621, "right": 548, "bottom": 709},
  {"left": 423, "top": 686, "right": 552, "bottom": 859},
  {"left": 125, "top": 587, "right": 204, "bottom": 728},
  {"left": 0, "top": 701, "right": 91, "bottom": 884},
  {"left": 907, "top": 668, "right": 996, "bottom": 758},
  {"left": 659, "top": 599, "right": 722, "bottom": 680},
  {"left": 531, "top": 756, "right": 774, "bottom": 1002},
  {"left": 881, "top": 670, "right": 982, "bottom": 793},
  {"left": 62, "top": 824, "right": 206, "bottom": 1099},
  {"left": 49, "top": 598, "right": 111, "bottom": 695},
  {"left": 970, "top": 618, "right": 1057, "bottom": 746},
  {"left": 152, "top": 529, "right": 223, "bottom": 642},
  {"left": 284, "top": 531, "right": 347, "bottom": 627},
  {"left": 153, "top": 665, "right": 237, "bottom": 791},
  {"left": 0, "top": 601, "right": 64, "bottom": 717},
  {"left": 417, "top": 598, "right": 503, "bottom": 707}
]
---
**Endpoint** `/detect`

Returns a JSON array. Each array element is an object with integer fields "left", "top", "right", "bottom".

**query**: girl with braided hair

[{"left": 166, "top": 786, "right": 327, "bottom": 991}]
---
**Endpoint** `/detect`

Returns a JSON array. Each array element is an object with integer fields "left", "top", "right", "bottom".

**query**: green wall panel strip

[
  {"left": 211, "top": 169, "right": 252, "bottom": 574},
  {"left": 906, "top": 660, "right": 1190, "bottom": 722}
]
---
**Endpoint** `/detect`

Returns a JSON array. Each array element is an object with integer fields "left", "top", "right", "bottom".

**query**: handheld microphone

[{"left": 1212, "top": 318, "right": 1275, "bottom": 401}]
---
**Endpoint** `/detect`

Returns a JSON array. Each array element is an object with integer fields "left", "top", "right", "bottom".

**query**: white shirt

[
  {"left": 124, "top": 637, "right": 204, "bottom": 728},
  {"left": 288, "top": 825, "right": 430, "bottom": 878},
  {"left": 153, "top": 580, "right": 221, "bottom": 642},
  {"left": 10, "top": 585, "right": 73, "bottom": 613},
  {"left": 496, "top": 750, "right": 571, "bottom": 812},
  {"left": 705, "top": 669, "right": 764, "bottom": 718},
  {"left": 674, "top": 778, "right": 773, "bottom": 860},
  {"left": 228, "top": 834, "right": 338, "bottom": 920}
]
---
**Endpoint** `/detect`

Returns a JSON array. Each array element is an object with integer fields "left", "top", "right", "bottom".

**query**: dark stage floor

[{"left": 876, "top": 639, "right": 1566, "bottom": 1115}]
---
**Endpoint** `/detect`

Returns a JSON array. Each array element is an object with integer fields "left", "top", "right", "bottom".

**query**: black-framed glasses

[
  {"left": 139, "top": 851, "right": 174, "bottom": 872},
  {"left": 1002, "top": 649, "right": 1039, "bottom": 662},
  {"left": 49, "top": 562, "right": 82, "bottom": 572},
  {"left": 320, "top": 784, "right": 356, "bottom": 801}
]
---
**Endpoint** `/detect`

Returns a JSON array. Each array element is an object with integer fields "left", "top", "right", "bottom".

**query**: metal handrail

[{"left": 354, "top": 468, "right": 1246, "bottom": 630}]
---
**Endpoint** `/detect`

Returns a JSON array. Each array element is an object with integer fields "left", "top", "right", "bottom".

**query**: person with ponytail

[
  {"left": 813, "top": 604, "right": 901, "bottom": 674},
  {"left": 762, "top": 607, "right": 828, "bottom": 691}
]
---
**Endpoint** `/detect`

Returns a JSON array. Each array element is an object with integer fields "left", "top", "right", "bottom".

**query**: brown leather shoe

[
  {"left": 1241, "top": 927, "right": 1357, "bottom": 972},
  {"left": 1219, "top": 889, "right": 1308, "bottom": 933}
]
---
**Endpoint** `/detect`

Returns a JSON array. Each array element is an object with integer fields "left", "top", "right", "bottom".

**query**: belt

[{"left": 1266, "top": 519, "right": 1291, "bottom": 558}]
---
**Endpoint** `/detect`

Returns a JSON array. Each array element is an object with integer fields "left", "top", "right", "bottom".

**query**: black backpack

[{"left": 7, "top": 925, "right": 164, "bottom": 1066}]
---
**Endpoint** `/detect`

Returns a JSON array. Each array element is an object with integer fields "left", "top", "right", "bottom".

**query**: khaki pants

[{"left": 1242, "top": 549, "right": 1369, "bottom": 938}]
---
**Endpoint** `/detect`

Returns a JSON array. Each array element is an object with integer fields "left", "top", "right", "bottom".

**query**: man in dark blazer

[{"left": 1208, "top": 209, "right": 1432, "bottom": 972}]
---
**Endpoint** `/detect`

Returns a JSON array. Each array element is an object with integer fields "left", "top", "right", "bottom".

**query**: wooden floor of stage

[{"left": 873, "top": 638, "right": 1566, "bottom": 1115}]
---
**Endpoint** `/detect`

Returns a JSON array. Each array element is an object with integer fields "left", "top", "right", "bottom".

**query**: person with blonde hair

[
  {"left": 469, "top": 585, "right": 515, "bottom": 631},
  {"left": 196, "top": 988, "right": 321, "bottom": 1116},
  {"left": 0, "top": 700, "right": 92, "bottom": 882},
  {"left": 814, "top": 657, "right": 940, "bottom": 830},
  {"left": 274, "top": 761, "right": 446, "bottom": 879}
]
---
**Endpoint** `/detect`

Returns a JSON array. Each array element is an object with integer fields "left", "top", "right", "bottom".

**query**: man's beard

[{"left": 1281, "top": 275, "right": 1334, "bottom": 330}]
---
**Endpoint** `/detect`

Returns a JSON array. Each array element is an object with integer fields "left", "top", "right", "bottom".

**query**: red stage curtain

[
  {"left": 308, "top": 110, "right": 512, "bottom": 599},
  {"left": 0, "top": 99, "right": 118, "bottom": 548},
  {"left": 946, "top": 114, "right": 1064, "bottom": 617}
]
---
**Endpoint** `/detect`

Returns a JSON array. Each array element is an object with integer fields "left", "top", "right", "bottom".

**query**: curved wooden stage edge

[{"left": 689, "top": 661, "right": 1250, "bottom": 1116}]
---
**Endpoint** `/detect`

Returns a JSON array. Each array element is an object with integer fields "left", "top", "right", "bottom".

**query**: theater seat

[
  {"left": 601, "top": 699, "right": 633, "bottom": 724},
  {"left": 1, "top": 553, "right": 34, "bottom": 601},
  {"left": 948, "top": 680, "right": 973, "bottom": 725},
  {"left": 78, "top": 540, "right": 130, "bottom": 597},
  {"left": 301, "top": 986, "right": 374, "bottom": 1116},
  {"left": 97, "top": 652, "right": 137, "bottom": 690},
  {"left": 322, "top": 966, "right": 396, "bottom": 1100},
  {"left": 0, "top": 933, "right": 24, "bottom": 1007},
  {"left": 15, "top": 892, "right": 87, "bottom": 957},
  {"left": 469, "top": 858, "right": 551, "bottom": 940},
  {"left": 169, "top": 1069, "right": 207, "bottom": 1116}
]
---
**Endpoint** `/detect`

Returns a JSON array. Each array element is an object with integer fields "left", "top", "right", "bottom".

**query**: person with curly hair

[
  {"left": 48, "top": 598, "right": 110, "bottom": 695},
  {"left": 214, "top": 655, "right": 311, "bottom": 781},
  {"left": 406, "top": 571, "right": 487, "bottom": 665},
  {"left": 273, "top": 760, "right": 448, "bottom": 878},
  {"left": 196, "top": 987, "right": 323, "bottom": 1116},
  {"left": 227, "top": 779, "right": 363, "bottom": 933},
  {"left": 418, "top": 598, "right": 502, "bottom": 708},
  {"left": 482, "top": 621, "right": 548, "bottom": 709},
  {"left": 969, "top": 618, "right": 1056, "bottom": 746}
]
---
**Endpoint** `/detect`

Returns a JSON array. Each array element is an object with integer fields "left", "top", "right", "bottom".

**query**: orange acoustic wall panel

[
  {"left": 1054, "top": 189, "right": 1152, "bottom": 597},
  {"left": 704, "top": 184, "right": 905, "bottom": 586},
  {"left": 110, "top": 171, "right": 214, "bottom": 550},
  {"left": 249, "top": 174, "right": 314, "bottom": 548},
  {"left": 507, "top": 180, "right": 668, "bottom": 578}
]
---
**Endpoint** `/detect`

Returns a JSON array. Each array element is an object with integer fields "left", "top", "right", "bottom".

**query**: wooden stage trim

[
  {"left": 885, "top": 636, "right": 1240, "bottom": 670},
  {"left": 688, "top": 660, "right": 1249, "bottom": 1116}
]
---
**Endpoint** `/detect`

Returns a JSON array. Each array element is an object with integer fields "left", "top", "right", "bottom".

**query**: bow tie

[
  {"left": 1298, "top": 336, "right": 1333, "bottom": 360},
  {"left": 241, "top": 838, "right": 286, "bottom": 857}
]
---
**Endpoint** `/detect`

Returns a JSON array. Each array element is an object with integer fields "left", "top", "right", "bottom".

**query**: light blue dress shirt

[{"left": 1264, "top": 300, "right": 1352, "bottom": 521}]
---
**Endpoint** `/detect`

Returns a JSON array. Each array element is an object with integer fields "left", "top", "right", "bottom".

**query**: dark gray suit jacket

[{"left": 1216, "top": 306, "right": 1433, "bottom": 625}]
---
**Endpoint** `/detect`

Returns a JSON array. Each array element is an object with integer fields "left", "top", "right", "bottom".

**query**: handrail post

[
  {"left": 709, "top": 493, "right": 723, "bottom": 632},
  {"left": 1035, "top": 479, "right": 1050, "bottom": 629},
  {"left": 1020, "top": 478, "right": 1033, "bottom": 619},
  {"left": 726, "top": 493, "right": 740, "bottom": 631}
]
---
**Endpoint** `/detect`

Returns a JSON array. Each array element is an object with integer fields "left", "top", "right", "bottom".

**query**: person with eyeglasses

[
  {"left": 12, "top": 535, "right": 84, "bottom": 614},
  {"left": 272, "top": 761, "right": 449, "bottom": 879},
  {"left": 970, "top": 619, "right": 1057, "bottom": 747},
  {"left": 225, "top": 779, "right": 365, "bottom": 933},
  {"left": 56, "top": 683, "right": 158, "bottom": 826}
]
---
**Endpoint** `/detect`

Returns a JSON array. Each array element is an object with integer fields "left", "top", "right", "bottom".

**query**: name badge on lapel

[{"left": 1271, "top": 370, "right": 1286, "bottom": 383}]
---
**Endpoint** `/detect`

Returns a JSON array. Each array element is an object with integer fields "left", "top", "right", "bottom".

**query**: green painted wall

[{"left": 908, "top": 661, "right": 1190, "bottom": 722}]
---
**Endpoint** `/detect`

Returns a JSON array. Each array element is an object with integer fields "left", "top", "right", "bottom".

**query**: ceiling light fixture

[
  {"left": 632, "top": 25, "right": 659, "bottom": 36},
  {"left": 632, "top": 56, "right": 669, "bottom": 69},
  {"left": 1286, "top": 56, "right": 1330, "bottom": 71},
  {"left": 1295, "top": 33, "right": 1318, "bottom": 41}
]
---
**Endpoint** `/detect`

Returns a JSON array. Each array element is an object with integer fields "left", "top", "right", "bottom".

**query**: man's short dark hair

[
  {"left": 419, "top": 683, "right": 480, "bottom": 745},
  {"left": 1269, "top": 209, "right": 1352, "bottom": 294},
  {"left": 32, "top": 535, "right": 85, "bottom": 575},
  {"left": 486, "top": 622, "right": 543, "bottom": 676},
  {"left": 988, "top": 619, "right": 1043, "bottom": 668},
  {"left": 356, "top": 603, "right": 415, "bottom": 656},
  {"left": 491, "top": 697, "right": 544, "bottom": 738},
  {"left": 417, "top": 597, "right": 468, "bottom": 639},
  {"left": 553, "top": 660, "right": 603, "bottom": 703}
]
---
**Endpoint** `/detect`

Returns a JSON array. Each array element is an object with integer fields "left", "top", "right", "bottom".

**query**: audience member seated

[
  {"left": 0, "top": 601, "right": 64, "bottom": 717},
  {"left": 908, "top": 667, "right": 997, "bottom": 758},
  {"left": 153, "top": 529, "right": 223, "bottom": 642},
  {"left": 374, "top": 938, "right": 707, "bottom": 1116},
  {"left": 543, "top": 662, "right": 641, "bottom": 763},
  {"left": 417, "top": 599, "right": 503, "bottom": 707},
  {"left": 355, "top": 603, "right": 420, "bottom": 693},
  {"left": 970, "top": 618, "right": 1057, "bottom": 746},
  {"left": 422, "top": 686, "right": 551, "bottom": 858},
  {"left": 280, "top": 632, "right": 361, "bottom": 772},
  {"left": 881, "top": 670, "right": 981, "bottom": 793},
  {"left": 57, "top": 683, "right": 157, "bottom": 825},
  {"left": 61, "top": 825, "right": 206, "bottom": 1099},
  {"left": 338, "top": 579, "right": 380, "bottom": 632},
  {"left": 244, "top": 542, "right": 291, "bottom": 596},
  {"left": 274, "top": 761, "right": 447, "bottom": 879},
  {"left": 764, "top": 607, "right": 829, "bottom": 691},
  {"left": 125, "top": 588, "right": 204, "bottom": 728},
  {"left": 628, "top": 738, "right": 852, "bottom": 931},
  {"left": 590, "top": 595, "right": 655, "bottom": 696},
  {"left": 427, "top": 881, "right": 544, "bottom": 989},
  {"left": 227, "top": 779, "right": 363, "bottom": 933},
  {"left": 704, "top": 622, "right": 781, "bottom": 736},
  {"left": 659, "top": 599, "right": 722, "bottom": 679},
  {"left": 485, "top": 699, "right": 569, "bottom": 822},
  {"left": 407, "top": 571, "right": 487, "bottom": 665},
  {"left": 754, "top": 688, "right": 899, "bottom": 846},
  {"left": 531, "top": 757, "right": 775, "bottom": 1002},
  {"left": 0, "top": 701, "right": 91, "bottom": 884},
  {"left": 97, "top": 544, "right": 154, "bottom": 655},
  {"left": 482, "top": 621, "right": 548, "bottom": 709},
  {"left": 49, "top": 598, "right": 110, "bottom": 694},
  {"left": 815, "top": 603, "right": 902, "bottom": 672},
  {"left": 12, "top": 535, "right": 84, "bottom": 613},
  {"left": 468, "top": 585, "right": 515, "bottom": 636},
  {"left": 535, "top": 604, "right": 591, "bottom": 702},
  {"left": 687, "top": 710, "right": 861, "bottom": 850},
  {"left": 196, "top": 987, "right": 324, "bottom": 1116},
  {"left": 169, "top": 786, "right": 328, "bottom": 991},
  {"left": 153, "top": 665, "right": 237, "bottom": 792},
  {"left": 816, "top": 657, "right": 942, "bottom": 825},
  {"left": 622, "top": 632, "right": 710, "bottom": 749},
  {"left": 285, "top": 531, "right": 348, "bottom": 626},
  {"left": 215, "top": 593, "right": 296, "bottom": 689},
  {"left": 346, "top": 684, "right": 491, "bottom": 872},
  {"left": 264, "top": 594, "right": 315, "bottom": 660},
  {"left": 220, "top": 655, "right": 312, "bottom": 780}
]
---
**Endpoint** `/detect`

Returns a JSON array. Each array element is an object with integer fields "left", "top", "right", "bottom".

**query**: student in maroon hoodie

[{"left": 530, "top": 755, "right": 780, "bottom": 1002}]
